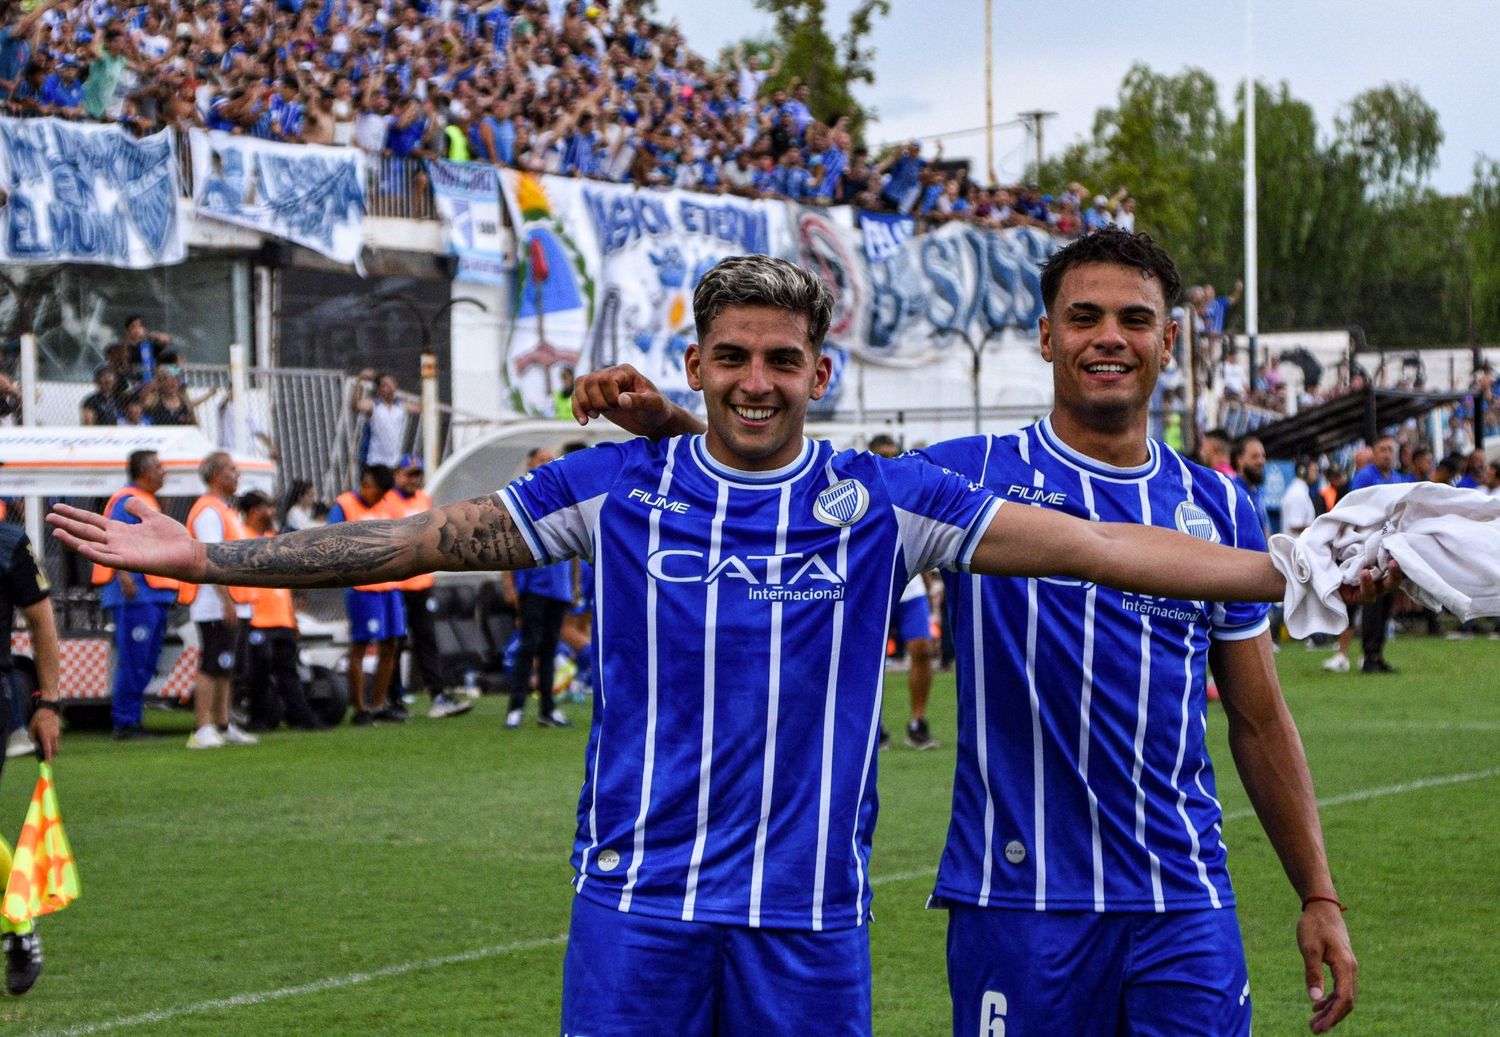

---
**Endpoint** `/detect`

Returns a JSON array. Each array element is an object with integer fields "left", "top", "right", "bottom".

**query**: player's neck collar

[
  {"left": 690, "top": 435, "right": 816, "bottom": 487},
  {"left": 1037, "top": 415, "right": 1160, "bottom": 481}
]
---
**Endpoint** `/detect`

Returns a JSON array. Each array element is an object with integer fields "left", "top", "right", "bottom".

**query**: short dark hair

[
  {"left": 1230, "top": 435, "right": 1262, "bottom": 465},
  {"left": 237, "top": 490, "right": 272, "bottom": 514},
  {"left": 692, "top": 255, "right": 833, "bottom": 349},
  {"left": 1039, "top": 227, "right": 1182, "bottom": 315},
  {"left": 361, "top": 464, "right": 395, "bottom": 493},
  {"left": 127, "top": 450, "right": 158, "bottom": 481}
]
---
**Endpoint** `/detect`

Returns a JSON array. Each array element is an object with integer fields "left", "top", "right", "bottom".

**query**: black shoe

[
  {"left": 350, "top": 710, "right": 376, "bottom": 727},
  {"left": 373, "top": 706, "right": 408, "bottom": 723},
  {"left": 905, "top": 719, "right": 938, "bottom": 750},
  {"left": 878, "top": 726, "right": 890, "bottom": 751},
  {"left": 4, "top": 930, "right": 42, "bottom": 996},
  {"left": 111, "top": 726, "right": 159, "bottom": 741},
  {"left": 1361, "top": 659, "right": 1397, "bottom": 674}
]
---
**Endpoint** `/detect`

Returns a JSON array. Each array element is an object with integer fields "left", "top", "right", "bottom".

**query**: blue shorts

[
  {"left": 561, "top": 895, "right": 872, "bottom": 1037},
  {"left": 945, "top": 905, "right": 1250, "bottom": 1037},
  {"left": 344, "top": 589, "right": 406, "bottom": 642},
  {"left": 892, "top": 594, "right": 931, "bottom": 645}
]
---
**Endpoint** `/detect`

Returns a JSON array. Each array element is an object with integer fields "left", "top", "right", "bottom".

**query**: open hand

[{"left": 48, "top": 499, "right": 205, "bottom": 583}]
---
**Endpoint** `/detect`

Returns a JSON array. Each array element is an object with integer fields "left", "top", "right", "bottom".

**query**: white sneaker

[
  {"left": 428, "top": 693, "right": 474, "bottom": 719},
  {"left": 223, "top": 724, "right": 260, "bottom": 746},
  {"left": 5, "top": 728, "right": 36, "bottom": 759},
  {"left": 505, "top": 709, "right": 524, "bottom": 729},
  {"left": 1322, "top": 653, "right": 1350, "bottom": 673},
  {"left": 187, "top": 725, "right": 226, "bottom": 749}
]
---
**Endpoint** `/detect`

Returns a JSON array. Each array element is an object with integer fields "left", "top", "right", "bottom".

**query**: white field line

[
  {"left": 32, "top": 935, "right": 568, "bottom": 1037},
  {"left": 1221, "top": 766, "right": 1500, "bottom": 823},
  {"left": 35, "top": 767, "right": 1500, "bottom": 1036}
]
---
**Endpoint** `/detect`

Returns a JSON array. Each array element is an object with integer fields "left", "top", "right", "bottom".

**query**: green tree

[
  {"left": 1041, "top": 64, "right": 1239, "bottom": 297},
  {"left": 748, "top": 0, "right": 889, "bottom": 140},
  {"left": 1044, "top": 65, "right": 1474, "bottom": 347},
  {"left": 1467, "top": 158, "right": 1500, "bottom": 344},
  {"left": 1334, "top": 83, "right": 1444, "bottom": 199}
]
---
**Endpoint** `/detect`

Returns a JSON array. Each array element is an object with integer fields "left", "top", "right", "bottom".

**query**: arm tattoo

[{"left": 203, "top": 493, "right": 536, "bottom": 588}]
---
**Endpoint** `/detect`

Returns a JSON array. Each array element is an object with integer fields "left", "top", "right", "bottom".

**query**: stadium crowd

[{"left": 0, "top": 0, "right": 1137, "bottom": 232}]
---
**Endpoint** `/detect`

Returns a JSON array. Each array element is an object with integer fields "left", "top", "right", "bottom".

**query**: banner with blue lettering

[
  {"left": 189, "top": 129, "right": 365, "bottom": 269},
  {"left": 498, "top": 172, "right": 1060, "bottom": 415},
  {"left": 428, "top": 160, "right": 505, "bottom": 285},
  {"left": 499, "top": 170, "right": 793, "bottom": 416},
  {"left": 857, "top": 210, "right": 914, "bottom": 264},
  {"left": 0, "top": 118, "right": 183, "bottom": 268}
]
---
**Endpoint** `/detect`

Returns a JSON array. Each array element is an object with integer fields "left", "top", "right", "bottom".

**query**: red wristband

[{"left": 1301, "top": 894, "right": 1347, "bottom": 912}]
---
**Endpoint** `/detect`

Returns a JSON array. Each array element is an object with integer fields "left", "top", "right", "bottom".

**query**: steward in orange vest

[
  {"left": 385, "top": 454, "right": 469, "bottom": 716},
  {"left": 331, "top": 464, "right": 405, "bottom": 723},
  {"left": 236, "top": 490, "right": 323, "bottom": 730},
  {"left": 333, "top": 476, "right": 404, "bottom": 593},
  {"left": 182, "top": 492, "right": 256, "bottom": 609},
  {"left": 97, "top": 450, "right": 179, "bottom": 736}
]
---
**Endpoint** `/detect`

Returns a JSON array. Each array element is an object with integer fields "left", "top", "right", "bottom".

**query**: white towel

[{"left": 1268, "top": 483, "right": 1500, "bottom": 639}]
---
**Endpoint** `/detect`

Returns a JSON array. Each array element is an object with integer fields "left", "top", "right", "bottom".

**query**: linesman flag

[{"left": 2, "top": 764, "right": 80, "bottom": 924}]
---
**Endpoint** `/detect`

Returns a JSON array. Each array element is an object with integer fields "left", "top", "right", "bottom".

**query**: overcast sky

[{"left": 652, "top": 0, "right": 1493, "bottom": 196}]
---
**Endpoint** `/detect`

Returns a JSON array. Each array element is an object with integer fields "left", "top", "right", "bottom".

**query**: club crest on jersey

[
  {"left": 813, "top": 479, "right": 869, "bottom": 527},
  {"left": 1174, "top": 501, "right": 1221, "bottom": 543}
]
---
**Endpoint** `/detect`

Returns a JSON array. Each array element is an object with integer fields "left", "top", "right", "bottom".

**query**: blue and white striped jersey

[
  {"left": 502, "top": 435, "right": 1001, "bottom": 931},
  {"left": 919, "top": 418, "right": 1270, "bottom": 914}
]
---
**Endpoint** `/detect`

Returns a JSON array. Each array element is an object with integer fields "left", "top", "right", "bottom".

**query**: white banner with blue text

[
  {"left": 189, "top": 129, "right": 366, "bottom": 269},
  {"left": 0, "top": 118, "right": 183, "bottom": 268}
]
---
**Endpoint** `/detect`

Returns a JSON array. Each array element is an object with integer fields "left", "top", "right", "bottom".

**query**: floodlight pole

[
  {"left": 984, "top": 0, "right": 996, "bottom": 185},
  {"left": 1243, "top": 0, "right": 1259, "bottom": 392}
]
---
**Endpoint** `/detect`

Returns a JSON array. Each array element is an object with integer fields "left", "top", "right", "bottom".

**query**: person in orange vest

[
  {"left": 330, "top": 464, "right": 406, "bottom": 725},
  {"left": 237, "top": 491, "right": 325, "bottom": 731},
  {"left": 385, "top": 454, "right": 472, "bottom": 719},
  {"left": 93, "top": 450, "right": 181, "bottom": 740},
  {"left": 183, "top": 452, "right": 260, "bottom": 750}
]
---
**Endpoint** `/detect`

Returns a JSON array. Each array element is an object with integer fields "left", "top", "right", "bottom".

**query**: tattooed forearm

[
  {"left": 203, "top": 518, "right": 417, "bottom": 587},
  {"left": 201, "top": 493, "right": 536, "bottom": 588}
]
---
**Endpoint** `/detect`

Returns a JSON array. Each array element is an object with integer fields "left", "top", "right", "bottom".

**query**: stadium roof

[{"left": 1253, "top": 386, "right": 1474, "bottom": 459}]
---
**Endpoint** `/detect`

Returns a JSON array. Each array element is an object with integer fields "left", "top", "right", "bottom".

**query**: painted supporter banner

[
  {"left": 189, "top": 129, "right": 365, "bottom": 268},
  {"left": 499, "top": 170, "right": 794, "bottom": 415},
  {"left": 0, "top": 118, "right": 183, "bottom": 268},
  {"left": 498, "top": 172, "right": 1059, "bottom": 415},
  {"left": 429, "top": 160, "right": 505, "bottom": 285}
]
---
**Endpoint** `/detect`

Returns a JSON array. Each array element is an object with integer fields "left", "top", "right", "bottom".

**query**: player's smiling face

[
  {"left": 1040, "top": 261, "right": 1176, "bottom": 428},
  {"left": 686, "top": 304, "right": 832, "bottom": 472}
]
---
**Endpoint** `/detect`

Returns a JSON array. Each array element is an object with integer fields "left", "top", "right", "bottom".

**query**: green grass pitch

[{"left": 3, "top": 636, "right": 1497, "bottom": 1034}]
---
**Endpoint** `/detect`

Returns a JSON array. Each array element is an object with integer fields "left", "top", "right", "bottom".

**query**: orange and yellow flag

[{"left": 2, "top": 763, "right": 80, "bottom": 924}]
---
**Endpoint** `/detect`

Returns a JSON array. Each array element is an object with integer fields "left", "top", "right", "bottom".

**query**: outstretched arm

[
  {"left": 49, "top": 493, "right": 536, "bottom": 589},
  {"left": 1211, "top": 634, "right": 1355, "bottom": 1034},
  {"left": 970, "top": 502, "right": 1395, "bottom": 605}
]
